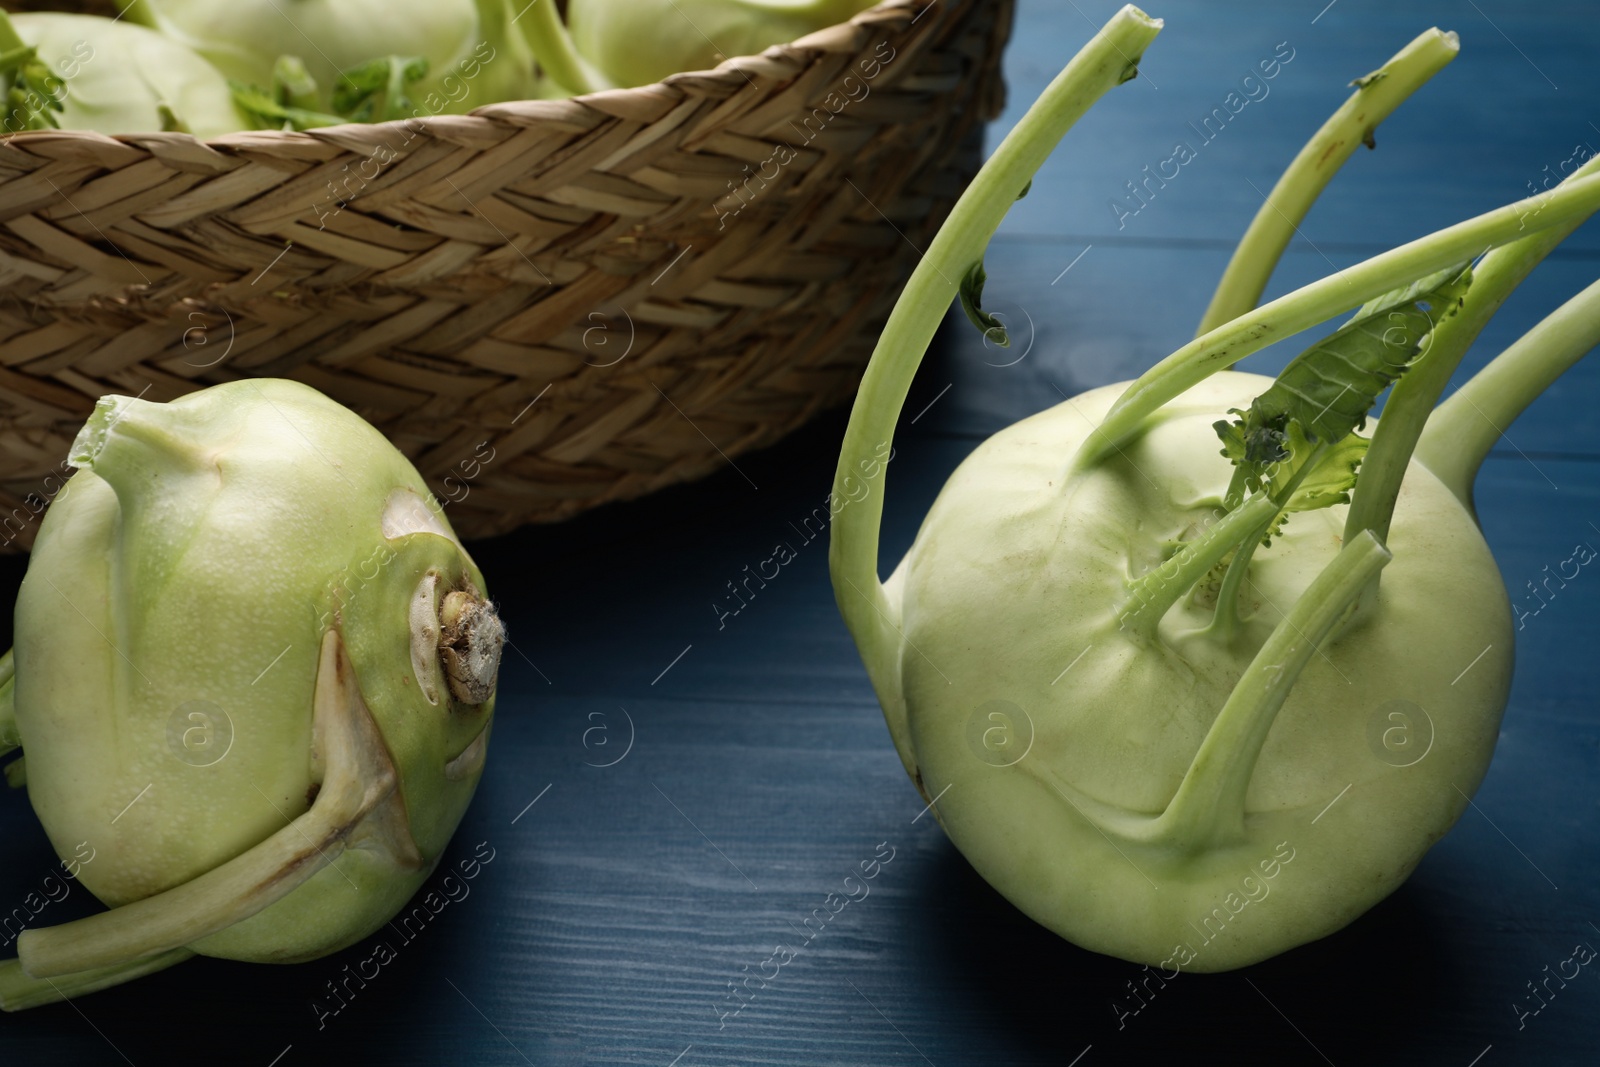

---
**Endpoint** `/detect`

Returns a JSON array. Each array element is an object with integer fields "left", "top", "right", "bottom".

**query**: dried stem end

[{"left": 438, "top": 591, "right": 503, "bottom": 705}]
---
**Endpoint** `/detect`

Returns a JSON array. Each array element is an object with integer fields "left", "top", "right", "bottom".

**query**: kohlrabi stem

[
  {"left": 830, "top": 6, "right": 1163, "bottom": 744},
  {"left": 1343, "top": 151, "right": 1600, "bottom": 545},
  {"left": 514, "top": 0, "right": 615, "bottom": 94},
  {"left": 0, "top": 14, "right": 25, "bottom": 58},
  {"left": 1073, "top": 170, "right": 1600, "bottom": 474},
  {"left": 1419, "top": 275, "right": 1600, "bottom": 509},
  {"left": 1203, "top": 526, "right": 1258, "bottom": 642},
  {"left": 1205, "top": 441, "right": 1332, "bottom": 639},
  {"left": 1204, "top": 509, "right": 1281, "bottom": 643},
  {"left": 18, "top": 828, "right": 341, "bottom": 978},
  {"left": 0, "top": 13, "right": 57, "bottom": 132},
  {"left": 1144, "top": 530, "right": 1392, "bottom": 849},
  {"left": 1196, "top": 28, "right": 1458, "bottom": 335},
  {"left": 273, "top": 56, "right": 320, "bottom": 112},
  {"left": 0, "top": 649, "right": 16, "bottom": 759},
  {"left": 0, "top": 949, "right": 194, "bottom": 1012},
  {"left": 1118, "top": 493, "right": 1278, "bottom": 638},
  {"left": 18, "top": 631, "right": 418, "bottom": 979}
]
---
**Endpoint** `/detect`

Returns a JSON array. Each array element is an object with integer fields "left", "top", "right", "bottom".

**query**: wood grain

[{"left": 0, "top": 2, "right": 1597, "bottom": 1064}]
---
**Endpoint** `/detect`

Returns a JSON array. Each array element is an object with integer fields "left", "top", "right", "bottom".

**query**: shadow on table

[{"left": 914, "top": 838, "right": 1472, "bottom": 1065}]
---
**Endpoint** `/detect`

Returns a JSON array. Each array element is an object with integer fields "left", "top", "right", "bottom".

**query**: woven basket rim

[
  {"left": 0, "top": 0, "right": 1007, "bottom": 548},
  {"left": 2, "top": 0, "right": 928, "bottom": 152}
]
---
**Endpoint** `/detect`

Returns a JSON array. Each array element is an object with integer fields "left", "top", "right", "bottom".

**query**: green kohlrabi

[
  {"left": 0, "top": 379, "right": 504, "bottom": 1010},
  {"left": 0, "top": 12, "right": 247, "bottom": 138},
  {"left": 120, "top": 0, "right": 540, "bottom": 121},
  {"left": 565, "top": 0, "right": 881, "bottom": 88},
  {"left": 830, "top": 5, "right": 1600, "bottom": 971}
]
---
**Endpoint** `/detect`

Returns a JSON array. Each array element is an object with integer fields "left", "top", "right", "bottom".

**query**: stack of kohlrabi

[
  {"left": 0, "top": 0, "right": 883, "bottom": 138},
  {"left": 0, "top": 1, "right": 542, "bottom": 135},
  {"left": 831, "top": 5, "right": 1600, "bottom": 971}
]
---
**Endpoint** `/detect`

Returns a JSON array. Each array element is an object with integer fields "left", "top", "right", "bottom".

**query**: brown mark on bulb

[{"left": 438, "top": 590, "right": 504, "bottom": 705}]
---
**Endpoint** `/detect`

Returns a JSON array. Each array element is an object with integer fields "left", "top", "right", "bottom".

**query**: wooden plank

[{"left": 0, "top": 7, "right": 1595, "bottom": 1067}]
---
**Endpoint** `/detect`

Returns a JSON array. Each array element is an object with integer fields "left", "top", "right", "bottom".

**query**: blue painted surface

[{"left": 3, "top": 2, "right": 1599, "bottom": 1064}]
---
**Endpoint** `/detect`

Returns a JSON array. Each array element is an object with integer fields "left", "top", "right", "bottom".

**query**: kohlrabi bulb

[
  {"left": 4, "top": 13, "right": 247, "bottom": 137},
  {"left": 878, "top": 372, "right": 1509, "bottom": 970},
  {"left": 830, "top": 5, "right": 1600, "bottom": 974},
  {"left": 121, "top": 0, "right": 539, "bottom": 114},
  {"left": 567, "top": 0, "right": 880, "bottom": 87},
  {"left": 0, "top": 379, "right": 503, "bottom": 1009}
]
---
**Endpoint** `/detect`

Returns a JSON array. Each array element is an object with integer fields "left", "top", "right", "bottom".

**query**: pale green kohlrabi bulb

[
  {"left": 567, "top": 0, "right": 881, "bottom": 88},
  {"left": 868, "top": 372, "right": 1510, "bottom": 972},
  {"left": 4, "top": 12, "right": 248, "bottom": 137},
  {"left": 0, "top": 379, "right": 504, "bottom": 1010},
  {"left": 829, "top": 5, "right": 1596, "bottom": 975},
  {"left": 121, "top": 0, "right": 539, "bottom": 114}
]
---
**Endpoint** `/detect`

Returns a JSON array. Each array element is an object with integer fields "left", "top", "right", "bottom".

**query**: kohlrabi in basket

[
  {"left": 0, "top": 379, "right": 505, "bottom": 1010},
  {"left": 830, "top": 5, "right": 1600, "bottom": 971},
  {"left": 0, "top": 12, "right": 247, "bottom": 137},
  {"left": 120, "top": 0, "right": 541, "bottom": 125},
  {"left": 564, "top": 0, "right": 881, "bottom": 88}
]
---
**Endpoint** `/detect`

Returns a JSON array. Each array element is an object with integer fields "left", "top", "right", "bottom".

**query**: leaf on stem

[
  {"left": 1344, "top": 261, "right": 1471, "bottom": 325},
  {"left": 1216, "top": 263, "right": 1471, "bottom": 490},
  {"left": 0, "top": 42, "right": 64, "bottom": 131},
  {"left": 231, "top": 82, "right": 345, "bottom": 130},
  {"left": 1215, "top": 419, "right": 1367, "bottom": 544},
  {"left": 333, "top": 55, "right": 429, "bottom": 123},
  {"left": 959, "top": 260, "right": 1010, "bottom": 348},
  {"left": 1212, "top": 265, "right": 1470, "bottom": 542},
  {"left": 156, "top": 103, "right": 189, "bottom": 135},
  {"left": 1283, "top": 428, "right": 1368, "bottom": 513},
  {"left": 272, "top": 55, "right": 320, "bottom": 112},
  {"left": 235, "top": 53, "right": 429, "bottom": 130}
]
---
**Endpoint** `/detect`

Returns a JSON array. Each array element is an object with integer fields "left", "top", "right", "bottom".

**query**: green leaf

[
  {"left": 234, "top": 53, "right": 428, "bottom": 131},
  {"left": 1215, "top": 264, "right": 1471, "bottom": 501},
  {"left": 1280, "top": 423, "right": 1367, "bottom": 513},
  {"left": 0, "top": 40, "right": 64, "bottom": 133},
  {"left": 157, "top": 103, "right": 189, "bottom": 135},
  {"left": 272, "top": 55, "right": 320, "bottom": 112},
  {"left": 959, "top": 260, "right": 1010, "bottom": 347},
  {"left": 1344, "top": 260, "right": 1471, "bottom": 326},
  {"left": 331, "top": 55, "right": 428, "bottom": 123},
  {"left": 0, "top": 18, "right": 58, "bottom": 132},
  {"left": 1214, "top": 415, "right": 1248, "bottom": 464},
  {"left": 1245, "top": 422, "right": 1369, "bottom": 546},
  {"left": 230, "top": 82, "right": 345, "bottom": 131}
]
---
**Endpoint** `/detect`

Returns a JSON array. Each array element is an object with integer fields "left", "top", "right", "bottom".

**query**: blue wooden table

[{"left": 3, "top": 1, "right": 1599, "bottom": 1063}]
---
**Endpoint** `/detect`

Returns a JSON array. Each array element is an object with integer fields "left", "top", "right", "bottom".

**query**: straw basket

[{"left": 0, "top": 0, "right": 1012, "bottom": 548}]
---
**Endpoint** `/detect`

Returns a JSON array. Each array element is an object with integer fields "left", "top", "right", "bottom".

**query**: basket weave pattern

[{"left": 0, "top": 0, "right": 1011, "bottom": 547}]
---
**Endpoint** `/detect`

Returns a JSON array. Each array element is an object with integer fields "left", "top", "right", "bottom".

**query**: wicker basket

[{"left": 0, "top": 0, "right": 1011, "bottom": 548}]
